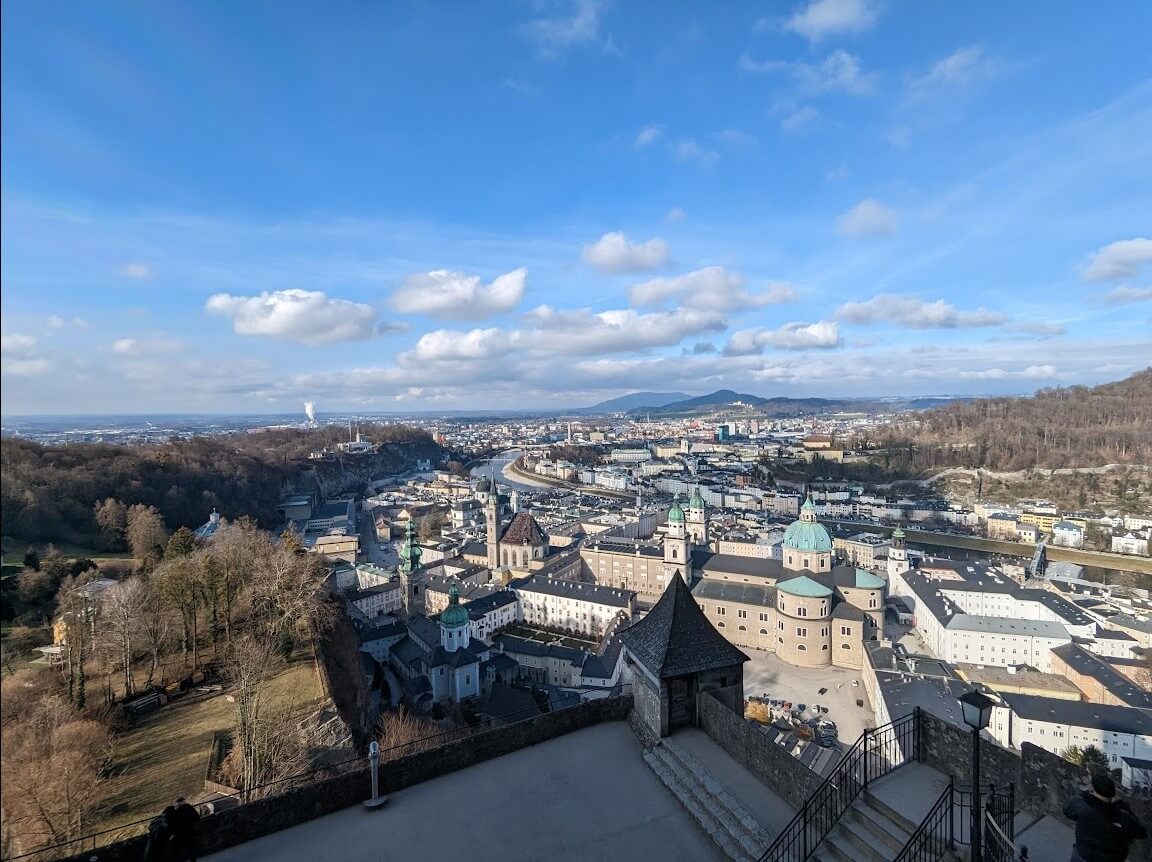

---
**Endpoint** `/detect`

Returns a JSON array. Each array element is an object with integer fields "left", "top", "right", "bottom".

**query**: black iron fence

[
  {"left": 757, "top": 707, "right": 921, "bottom": 862},
  {"left": 893, "top": 780, "right": 1021, "bottom": 862}
]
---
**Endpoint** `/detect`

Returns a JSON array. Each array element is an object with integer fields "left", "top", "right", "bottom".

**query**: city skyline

[{"left": 2, "top": 0, "right": 1151, "bottom": 414}]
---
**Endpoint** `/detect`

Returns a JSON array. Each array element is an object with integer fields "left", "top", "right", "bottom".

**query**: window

[
  {"left": 869, "top": 599, "right": 877, "bottom": 608},
  {"left": 797, "top": 627, "right": 807, "bottom": 637},
  {"left": 797, "top": 644, "right": 807, "bottom": 651},
  {"left": 840, "top": 625, "right": 852, "bottom": 636},
  {"left": 760, "top": 628, "right": 768, "bottom": 635},
  {"left": 822, "top": 628, "right": 828, "bottom": 636},
  {"left": 797, "top": 606, "right": 808, "bottom": 617},
  {"left": 738, "top": 609, "right": 747, "bottom": 619},
  {"left": 439, "top": 668, "right": 445, "bottom": 676},
  {"left": 841, "top": 643, "right": 852, "bottom": 650},
  {"left": 465, "top": 675, "right": 471, "bottom": 685},
  {"left": 779, "top": 621, "right": 785, "bottom": 631},
  {"left": 822, "top": 644, "right": 829, "bottom": 650},
  {"left": 738, "top": 625, "right": 746, "bottom": 631},
  {"left": 716, "top": 606, "right": 726, "bottom": 616},
  {"left": 717, "top": 621, "right": 725, "bottom": 628},
  {"left": 760, "top": 612, "right": 769, "bottom": 622},
  {"left": 803, "top": 557, "right": 810, "bottom": 569}
]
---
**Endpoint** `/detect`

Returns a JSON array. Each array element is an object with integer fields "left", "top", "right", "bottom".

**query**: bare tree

[
  {"left": 248, "top": 547, "right": 335, "bottom": 658},
  {"left": 376, "top": 707, "right": 441, "bottom": 762},
  {"left": 100, "top": 578, "right": 146, "bottom": 698},
  {"left": 137, "top": 574, "right": 171, "bottom": 687},
  {"left": 126, "top": 505, "right": 169, "bottom": 569},
  {"left": 222, "top": 635, "right": 310, "bottom": 799},
  {"left": 0, "top": 693, "right": 112, "bottom": 853},
  {"left": 207, "top": 518, "right": 268, "bottom": 644}
]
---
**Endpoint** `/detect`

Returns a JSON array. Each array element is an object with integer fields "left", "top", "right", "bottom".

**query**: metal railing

[
  {"left": 757, "top": 707, "right": 920, "bottom": 862},
  {"left": 984, "top": 806, "right": 1028, "bottom": 862},
  {"left": 4, "top": 686, "right": 632, "bottom": 862},
  {"left": 893, "top": 778, "right": 955, "bottom": 862}
]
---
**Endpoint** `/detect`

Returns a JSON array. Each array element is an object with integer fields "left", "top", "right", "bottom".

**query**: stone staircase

[
  {"left": 812, "top": 789, "right": 959, "bottom": 862},
  {"left": 643, "top": 737, "right": 772, "bottom": 862}
]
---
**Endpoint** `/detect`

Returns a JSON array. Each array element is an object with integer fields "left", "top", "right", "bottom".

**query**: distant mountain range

[
  {"left": 575, "top": 389, "right": 977, "bottom": 417},
  {"left": 575, "top": 392, "right": 692, "bottom": 413}
]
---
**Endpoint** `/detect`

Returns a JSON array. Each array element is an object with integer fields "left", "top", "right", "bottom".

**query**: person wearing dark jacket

[
  {"left": 143, "top": 807, "right": 174, "bottom": 862},
  {"left": 167, "top": 798, "right": 201, "bottom": 862},
  {"left": 1064, "top": 775, "right": 1147, "bottom": 862}
]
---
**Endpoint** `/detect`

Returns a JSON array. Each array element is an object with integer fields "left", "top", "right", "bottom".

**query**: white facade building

[
  {"left": 990, "top": 694, "right": 1152, "bottom": 770},
  {"left": 511, "top": 575, "right": 636, "bottom": 638}
]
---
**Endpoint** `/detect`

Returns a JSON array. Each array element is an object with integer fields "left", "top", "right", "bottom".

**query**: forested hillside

[
  {"left": 864, "top": 369, "right": 1152, "bottom": 472},
  {"left": 0, "top": 424, "right": 438, "bottom": 548}
]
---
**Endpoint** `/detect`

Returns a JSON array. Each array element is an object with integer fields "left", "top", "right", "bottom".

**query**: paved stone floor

[
  {"left": 207, "top": 722, "right": 725, "bottom": 862},
  {"left": 742, "top": 649, "right": 876, "bottom": 745}
]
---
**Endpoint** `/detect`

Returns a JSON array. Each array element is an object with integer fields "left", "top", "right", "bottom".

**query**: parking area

[{"left": 742, "top": 651, "right": 875, "bottom": 746}]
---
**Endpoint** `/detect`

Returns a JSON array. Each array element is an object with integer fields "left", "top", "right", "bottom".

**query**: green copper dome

[
  {"left": 891, "top": 527, "right": 905, "bottom": 539},
  {"left": 689, "top": 487, "right": 705, "bottom": 509},
  {"left": 853, "top": 568, "right": 887, "bottom": 589},
  {"left": 440, "top": 583, "right": 469, "bottom": 628},
  {"left": 783, "top": 519, "right": 833, "bottom": 552},
  {"left": 783, "top": 495, "right": 832, "bottom": 553},
  {"left": 777, "top": 575, "right": 833, "bottom": 599},
  {"left": 668, "top": 498, "right": 685, "bottom": 523}
]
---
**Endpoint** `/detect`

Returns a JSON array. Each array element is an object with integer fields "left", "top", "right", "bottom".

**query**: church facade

[{"left": 685, "top": 496, "right": 886, "bottom": 669}]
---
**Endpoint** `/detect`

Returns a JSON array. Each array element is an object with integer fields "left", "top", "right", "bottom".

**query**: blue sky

[{"left": 2, "top": 0, "right": 1150, "bottom": 414}]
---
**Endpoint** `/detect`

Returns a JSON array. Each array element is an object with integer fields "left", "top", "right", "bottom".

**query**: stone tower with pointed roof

[
  {"left": 887, "top": 526, "right": 908, "bottom": 579},
  {"left": 663, "top": 496, "right": 691, "bottom": 585},
  {"left": 619, "top": 572, "right": 748, "bottom": 738},
  {"left": 398, "top": 520, "right": 423, "bottom": 614},
  {"left": 484, "top": 483, "right": 501, "bottom": 572},
  {"left": 686, "top": 486, "right": 708, "bottom": 545}
]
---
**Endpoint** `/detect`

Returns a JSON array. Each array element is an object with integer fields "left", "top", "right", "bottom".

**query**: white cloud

[
  {"left": 907, "top": 46, "right": 998, "bottom": 98},
  {"left": 669, "top": 139, "right": 720, "bottom": 167},
  {"left": 1008, "top": 321, "right": 1066, "bottom": 337},
  {"left": 781, "top": 106, "right": 819, "bottom": 134},
  {"left": 391, "top": 268, "right": 527, "bottom": 318},
  {"left": 120, "top": 262, "right": 152, "bottom": 279},
  {"left": 665, "top": 207, "right": 687, "bottom": 222},
  {"left": 724, "top": 321, "right": 841, "bottom": 354},
  {"left": 522, "top": 0, "right": 611, "bottom": 60},
  {"left": 783, "top": 0, "right": 878, "bottom": 43},
  {"left": 629, "top": 266, "right": 796, "bottom": 311},
  {"left": 112, "top": 338, "right": 137, "bottom": 354},
  {"left": 518, "top": 306, "right": 726, "bottom": 355},
  {"left": 837, "top": 199, "right": 898, "bottom": 238},
  {"left": 1, "top": 333, "right": 38, "bottom": 355},
  {"left": 205, "top": 289, "right": 381, "bottom": 345},
  {"left": 410, "top": 328, "right": 510, "bottom": 362},
  {"left": 1082, "top": 238, "right": 1152, "bottom": 281},
  {"left": 2, "top": 358, "right": 51, "bottom": 377},
  {"left": 952, "top": 364, "right": 1059, "bottom": 381},
  {"left": 45, "top": 314, "right": 89, "bottom": 331},
  {"left": 582, "top": 233, "right": 670, "bottom": 274},
  {"left": 741, "top": 50, "right": 876, "bottom": 96},
  {"left": 1, "top": 334, "right": 48, "bottom": 376},
  {"left": 634, "top": 124, "right": 663, "bottom": 150},
  {"left": 713, "top": 128, "right": 759, "bottom": 153},
  {"left": 1105, "top": 286, "right": 1152, "bottom": 303},
  {"left": 836, "top": 294, "right": 1004, "bottom": 328}
]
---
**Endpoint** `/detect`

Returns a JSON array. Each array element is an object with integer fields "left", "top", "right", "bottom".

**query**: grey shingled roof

[{"left": 618, "top": 573, "right": 748, "bottom": 679}]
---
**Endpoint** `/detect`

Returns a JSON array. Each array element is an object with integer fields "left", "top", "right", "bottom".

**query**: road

[{"left": 825, "top": 519, "right": 1152, "bottom": 576}]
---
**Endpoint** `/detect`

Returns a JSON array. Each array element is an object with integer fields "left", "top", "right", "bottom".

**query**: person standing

[
  {"left": 1064, "top": 774, "right": 1147, "bottom": 862},
  {"left": 143, "top": 806, "right": 174, "bottom": 862},
  {"left": 168, "top": 798, "right": 201, "bottom": 862}
]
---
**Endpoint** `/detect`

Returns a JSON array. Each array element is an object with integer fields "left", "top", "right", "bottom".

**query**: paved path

[{"left": 208, "top": 722, "right": 724, "bottom": 862}]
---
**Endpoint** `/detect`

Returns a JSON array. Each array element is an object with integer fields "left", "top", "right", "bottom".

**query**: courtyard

[{"left": 742, "top": 649, "right": 876, "bottom": 747}]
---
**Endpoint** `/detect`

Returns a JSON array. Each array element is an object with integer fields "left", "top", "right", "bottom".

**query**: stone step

[
  {"left": 659, "top": 738, "right": 772, "bottom": 853},
  {"left": 845, "top": 801, "right": 912, "bottom": 854},
  {"left": 643, "top": 750, "right": 754, "bottom": 862},
  {"left": 860, "top": 789, "right": 921, "bottom": 837}
]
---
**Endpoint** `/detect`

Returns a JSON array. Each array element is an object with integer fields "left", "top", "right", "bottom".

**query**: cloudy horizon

[{"left": 2, "top": 1, "right": 1151, "bottom": 415}]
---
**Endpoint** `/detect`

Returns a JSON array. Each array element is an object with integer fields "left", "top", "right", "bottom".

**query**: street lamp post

[{"left": 959, "top": 689, "right": 995, "bottom": 862}]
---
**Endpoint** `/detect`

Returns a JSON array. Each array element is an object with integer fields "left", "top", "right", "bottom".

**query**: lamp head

[{"left": 958, "top": 689, "right": 995, "bottom": 730}]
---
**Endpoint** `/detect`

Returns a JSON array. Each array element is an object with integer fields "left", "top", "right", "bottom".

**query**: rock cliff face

[{"left": 296, "top": 440, "right": 447, "bottom": 499}]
